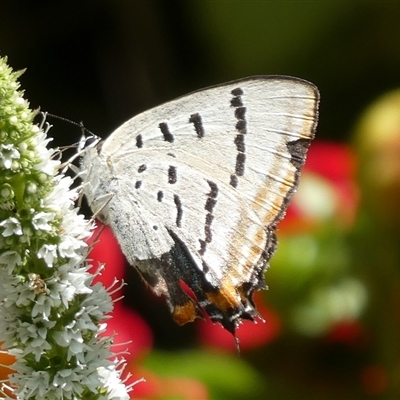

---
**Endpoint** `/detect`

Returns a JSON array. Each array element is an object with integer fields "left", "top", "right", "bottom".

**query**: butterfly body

[{"left": 82, "top": 76, "right": 319, "bottom": 333}]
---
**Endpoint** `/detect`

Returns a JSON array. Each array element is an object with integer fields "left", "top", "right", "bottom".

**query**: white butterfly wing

[{"left": 82, "top": 76, "right": 319, "bottom": 333}]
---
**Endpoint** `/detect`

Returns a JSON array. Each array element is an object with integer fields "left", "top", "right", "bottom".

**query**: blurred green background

[{"left": 2, "top": 1, "right": 400, "bottom": 399}]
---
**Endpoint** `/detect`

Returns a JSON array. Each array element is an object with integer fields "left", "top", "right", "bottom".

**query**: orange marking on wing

[
  {"left": 172, "top": 301, "right": 199, "bottom": 326},
  {"left": 248, "top": 227, "right": 267, "bottom": 260},
  {"left": 205, "top": 282, "right": 240, "bottom": 312}
]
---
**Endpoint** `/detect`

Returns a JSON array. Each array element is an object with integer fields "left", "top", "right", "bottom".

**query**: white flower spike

[{"left": 0, "top": 57, "right": 131, "bottom": 399}]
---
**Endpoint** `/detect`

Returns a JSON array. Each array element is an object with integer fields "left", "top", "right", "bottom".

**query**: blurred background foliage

[{"left": 1, "top": 1, "right": 400, "bottom": 399}]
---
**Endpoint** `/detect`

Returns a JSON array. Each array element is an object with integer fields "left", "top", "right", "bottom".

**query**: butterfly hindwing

[{"left": 82, "top": 76, "right": 319, "bottom": 333}]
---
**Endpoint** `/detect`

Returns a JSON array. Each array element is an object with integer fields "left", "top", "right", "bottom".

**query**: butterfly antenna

[
  {"left": 45, "top": 112, "right": 97, "bottom": 138},
  {"left": 40, "top": 112, "right": 101, "bottom": 174}
]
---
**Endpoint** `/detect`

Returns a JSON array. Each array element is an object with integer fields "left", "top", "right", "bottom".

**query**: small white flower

[
  {"left": 32, "top": 211, "right": 55, "bottom": 232},
  {"left": 33, "top": 136, "right": 60, "bottom": 175},
  {"left": 23, "top": 334, "right": 52, "bottom": 362},
  {"left": 37, "top": 244, "right": 57, "bottom": 267},
  {"left": 50, "top": 278, "right": 76, "bottom": 308},
  {"left": 82, "top": 283, "right": 114, "bottom": 318},
  {"left": 53, "top": 321, "right": 83, "bottom": 347},
  {"left": 0, "top": 250, "right": 22, "bottom": 269},
  {"left": 53, "top": 368, "right": 84, "bottom": 396},
  {"left": 10, "top": 366, "right": 51, "bottom": 398},
  {"left": 0, "top": 143, "right": 20, "bottom": 169},
  {"left": 63, "top": 268, "right": 93, "bottom": 296},
  {"left": 58, "top": 234, "right": 84, "bottom": 259},
  {"left": 98, "top": 366, "right": 131, "bottom": 400},
  {"left": 18, "top": 319, "right": 55, "bottom": 345},
  {"left": 0, "top": 216, "right": 22, "bottom": 236},
  {"left": 31, "top": 291, "right": 58, "bottom": 319},
  {"left": 44, "top": 176, "right": 75, "bottom": 210},
  {"left": 74, "top": 306, "right": 98, "bottom": 332},
  {"left": 13, "top": 282, "right": 37, "bottom": 307}
]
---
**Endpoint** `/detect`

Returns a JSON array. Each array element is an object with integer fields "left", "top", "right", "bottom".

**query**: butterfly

[{"left": 81, "top": 76, "right": 319, "bottom": 336}]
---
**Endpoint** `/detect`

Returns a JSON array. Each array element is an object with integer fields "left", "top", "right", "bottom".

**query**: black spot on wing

[
  {"left": 287, "top": 138, "right": 312, "bottom": 169},
  {"left": 230, "top": 96, "right": 243, "bottom": 107},
  {"left": 207, "top": 180, "right": 218, "bottom": 198},
  {"left": 198, "top": 180, "right": 218, "bottom": 255},
  {"left": 204, "top": 214, "right": 214, "bottom": 243},
  {"left": 205, "top": 197, "right": 217, "bottom": 213},
  {"left": 236, "top": 119, "right": 246, "bottom": 133},
  {"left": 230, "top": 175, "right": 238, "bottom": 188},
  {"left": 136, "top": 135, "right": 143, "bottom": 148},
  {"left": 235, "top": 153, "right": 246, "bottom": 176},
  {"left": 168, "top": 165, "right": 177, "bottom": 184},
  {"left": 189, "top": 113, "right": 205, "bottom": 138},
  {"left": 159, "top": 122, "right": 174, "bottom": 143},
  {"left": 272, "top": 138, "right": 313, "bottom": 226},
  {"left": 234, "top": 134, "right": 245, "bottom": 152},
  {"left": 173, "top": 194, "right": 183, "bottom": 227},
  {"left": 229, "top": 88, "right": 247, "bottom": 187},
  {"left": 231, "top": 88, "right": 243, "bottom": 96},
  {"left": 201, "top": 260, "right": 210, "bottom": 273},
  {"left": 198, "top": 239, "right": 206, "bottom": 256},
  {"left": 235, "top": 106, "right": 246, "bottom": 121}
]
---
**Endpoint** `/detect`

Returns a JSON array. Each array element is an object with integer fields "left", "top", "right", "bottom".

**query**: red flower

[
  {"left": 325, "top": 320, "right": 370, "bottom": 350},
  {"left": 88, "top": 225, "right": 126, "bottom": 295}
]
